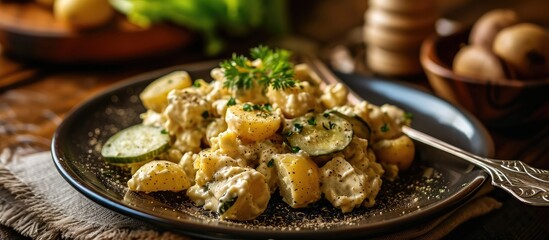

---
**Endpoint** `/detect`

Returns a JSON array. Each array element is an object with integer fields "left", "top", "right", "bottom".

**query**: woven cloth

[{"left": 0, "top": 151, "right": 501, "bottom": 240}]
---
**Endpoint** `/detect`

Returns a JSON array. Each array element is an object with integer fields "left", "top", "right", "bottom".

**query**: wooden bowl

[
  {"left": 0, "top": 2, "right": 195, "bottom": 64},
  {"left": 420, "top": 28, "right": 549, "bottom": 127}
]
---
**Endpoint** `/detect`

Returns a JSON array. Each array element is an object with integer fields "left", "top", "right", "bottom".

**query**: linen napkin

[{"left": 0, "top": 151, "right": 501, "bottom": 240}]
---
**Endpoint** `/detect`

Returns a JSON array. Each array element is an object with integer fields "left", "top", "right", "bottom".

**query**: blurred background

[
  {"left": 2, "top": 0, "right": 548, "bottom": 126},
  {"left": 1, "top": 0, "right": 548, "bottom": 63}
]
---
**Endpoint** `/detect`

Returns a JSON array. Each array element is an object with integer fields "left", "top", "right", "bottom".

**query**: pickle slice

[{"left": 101, "top": 124, "right": 170, "bottom": 164}]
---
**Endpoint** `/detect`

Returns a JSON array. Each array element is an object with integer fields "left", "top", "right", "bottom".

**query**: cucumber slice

[
  {"left": 283, "top": 112, "right": 353, "bottom": 156},
  {"left": 101, "top": 124, "right": 170, "bottom": 164},
  {"left": 139, "top": 71, "right": 192, "bottom": 113},
  {"left": 331, "top": 111, "right": 372, "bottom": 140}
]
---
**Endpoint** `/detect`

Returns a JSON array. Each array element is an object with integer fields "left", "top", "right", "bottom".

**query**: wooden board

[{"left": 0, "top": 2, "right": 195, "bottom": 64}]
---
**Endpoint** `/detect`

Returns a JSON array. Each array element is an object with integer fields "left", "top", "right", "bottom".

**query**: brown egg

[
  {"left": 493, "top": 23, "right": 549, "bottom": 79},
  {"left": 453, "top": 45, "right": 507, "bottom": 81},
  {"left": 469, "top": 9, "right": 519, "bottom": 49}
]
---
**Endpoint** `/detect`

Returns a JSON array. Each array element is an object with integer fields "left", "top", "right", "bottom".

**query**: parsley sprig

[
  {"left": 221, "top": 45, "right": 296, "bottom": 91},
  {"left": 243, "top": 103, "right": 272, "bottom": 112}
]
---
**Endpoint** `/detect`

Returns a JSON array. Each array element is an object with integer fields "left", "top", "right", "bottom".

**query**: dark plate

[{"left": 52, "top": 61, "right": 494, "bottom": 239}]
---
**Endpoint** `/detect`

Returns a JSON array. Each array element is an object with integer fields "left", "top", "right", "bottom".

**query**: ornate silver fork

[{"left": 304, "top": 56, "right": 549, "bottom": 206}]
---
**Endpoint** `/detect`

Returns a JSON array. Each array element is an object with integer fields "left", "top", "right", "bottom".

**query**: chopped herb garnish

[
  {"left": 218, "top": 197, "right": 238, "bottom": 215},
  {"left": 291, "top": 146, "right": 301, "bottom": 153},
  {"left": 203, "top": 182, "right": 210, "bottom": 192},
  {"left": 380, "top": 123, "right": 389, "bottom": 132},
  {"left": 262, "top": 103, "right": 272, "bottom": 112},
  {"left": 256, "top": 112, "right": 271, "bottom": 118},
  {"left": 193, "top": 80, "right": 201, "bottom": 88},
  {"left": 227, "top": 97, "right": 236, "bottom": 106},
  {"left": 221, "top": 45, "right": 296, "bottom": 91},
  {"left": 243, "top": 103, "right": 272, "bottom": 116},
  {"left": 307, "top": 117, "right": 317, "bottom": 126},
  {"left": 201, "top": 111, "right": 210, "bottom": 118},
  {"left": 323, "top": 121, "right": 336, "bottom": 130},
  {"left": 323, "top": 112, "right": 330, "bottom": 118},
  {"left": 285, "top": 131, "right": 293, "bottom": 137},
  {"left": 404, "top": 112, "right": 414, "bottom": 121},
  {"left": 160, "top": 129, "right": 168, "bottom": 134},
  {"left": 322, "top": 122, "right": 329, "bottom": 130},
  {"left": 243, "top": 103, "right": 253, "bottom": 111},
  {"left": 293, "top": 123, "right": 304, "bottom": 133},
  {"left": 267, "top": 159, "right": 274, "bottom": 168}
]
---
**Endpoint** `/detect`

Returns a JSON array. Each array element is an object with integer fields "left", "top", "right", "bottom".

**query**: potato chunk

[
  {"left": 266, "top": 81, "right": 319, "bottom": 118},
  {"left": 320, "top": 155, "right": 367, "bottom": 213},
  {"left": 216, "top": 168, "right": 271, "bottom": 220},
  {"left": 193, "top": 150, "right": 241, "bottom": 186},
  {"left": 127, "top": 160, "right": 191, "bottom": 193},
  {"left": 187, "top": 167, "right": 270, "bottom": 221},
  {"left": 274, "top": 153, "right": 321, "bottom": 208},
  {"left": 225, "top": 104, "right": 281, "bottom": 142},
  {"left": 372, "top": 135, "right": 415, "bottom": 170}
]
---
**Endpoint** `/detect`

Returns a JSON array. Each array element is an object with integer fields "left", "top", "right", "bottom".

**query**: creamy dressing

[
  {"left": 267, "top": 81, "right": 319, "bottom": 118},
  {"left": 126, "top": 57, "right": 413, "bottom": 220},
  {"left": 321, "top": 82, "right": 348, "bottom": 108},
  {"left": 320, "top": 156, "right": 367, "bottom": 213}
]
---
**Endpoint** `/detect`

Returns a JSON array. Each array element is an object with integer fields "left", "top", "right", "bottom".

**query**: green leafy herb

[
  {"left": 267, "top": 159, "right": 274, "bottom": 168},
  {"left": 307, "top": 117, "right": 317, "bottom": 126},
  {"left": 202, "top": 182, "right": 210, "bottom": 192},
  {"left": 293, "top": 123, "right": 303, "bottom": 133},
  {"left": 404, "top": 112, "right": 414, "bottom": 121},
  {"left": 160, "top": 129, "right": 168, "bottom": 134},
  {"left": 322, "top": 121, "right": 336, "bottom": 130},
  {"left": 193, "top": 80, "right": 201, "bottom": 88},
  {"left": 243, "top": 103, "right": 253, "bottom": 111},
  {"left": 218, "top": 197, "right": 238, "bottom": 215},
  {"left": 221, "top": 45, "right": 296, "bottom": 91},
  {"left": 242, "top": 103, "right": 272, "bottom": 115},
  {"left": 322, "top": 123, "right": 329, "bottom": 130},
  {"left": 262, "top": 103, "right": 273, "bottom": 112},
  {"left": 201, "top": 111, "right": 210, "bottom": 119},
  {"left": 227, "top": 97, "right": 236, "bottom": 106},
  {"left": 323, "top": 112, "right": 330, "bottom": 118},
  {"left": 291, "top": 146, "right": 301, "bottom": 153},
  {"left": 380, "top": 123, "right": 389, "bottom": 132}
]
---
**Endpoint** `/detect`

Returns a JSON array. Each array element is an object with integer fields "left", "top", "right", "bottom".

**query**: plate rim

[{"left": 51, "top": 60, "right": 492, "bottom": 239}]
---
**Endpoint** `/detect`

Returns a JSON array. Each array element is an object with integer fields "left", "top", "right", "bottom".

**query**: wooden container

[
  {"left": 420, "top": 28, "right": 549, "bottom": 126},
  {"left": 0, "top": 2, "right": 195, "bottom": 64}
]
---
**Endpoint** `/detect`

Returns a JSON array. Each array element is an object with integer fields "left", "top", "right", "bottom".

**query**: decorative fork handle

[
  {"left": 304, "top": 56, "right": 549, "bottom": 207},
  {"left": 402, "top": 126, "right": 549, "bottom": 206}
]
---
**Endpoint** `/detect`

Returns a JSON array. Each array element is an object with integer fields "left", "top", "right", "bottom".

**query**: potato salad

[{"left": 101, "top": 46, "right": 415, "bottom": 221}]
